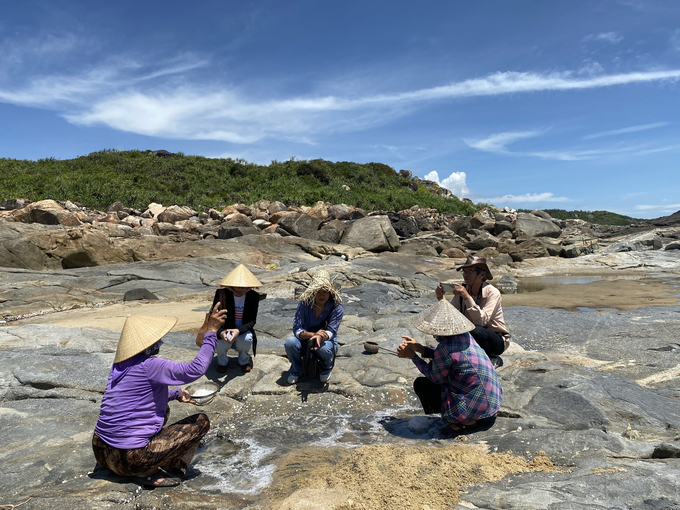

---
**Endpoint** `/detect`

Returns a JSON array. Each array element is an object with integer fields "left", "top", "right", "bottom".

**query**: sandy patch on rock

[
  {"left": 14, "top": 298, "right": 209, "bottom": 333},
  {"left": 268, "top": 444, "right": 556, "bottom": 510},
  {"left": 502, "top": 278, "right": 680, "bottom": 311}
]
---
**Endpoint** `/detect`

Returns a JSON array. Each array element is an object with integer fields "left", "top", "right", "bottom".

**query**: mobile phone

[
  {"left": 440, "top": 283, "right": 456, "bottom": 293},
  {"left": 226, "top": 332, "right": 233, "bottom": 341}
]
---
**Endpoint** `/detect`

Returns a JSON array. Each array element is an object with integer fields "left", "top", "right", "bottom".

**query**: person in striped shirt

[
  {"left": 398, "top": 299, "right": 502, "bottom": 432},
  {"left": 210, "top": 264, "right": 263, "bottom": 374}
]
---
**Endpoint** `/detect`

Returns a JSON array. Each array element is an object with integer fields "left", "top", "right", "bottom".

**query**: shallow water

[
  {"left": 190, "top": 403, "right": 426, "bottom": 496},
  {"left": 515, "top": 275, "right": 642, "bottom": 293}
]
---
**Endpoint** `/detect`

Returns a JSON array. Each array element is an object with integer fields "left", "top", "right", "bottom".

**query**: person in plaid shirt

[{"left": 398, "top": 299, "right": 502, "bottom": 432}]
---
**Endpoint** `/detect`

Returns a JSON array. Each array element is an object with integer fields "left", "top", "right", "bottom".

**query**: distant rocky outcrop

[{"left": 0, "top": 198, "right": 677, "bottom": 271}]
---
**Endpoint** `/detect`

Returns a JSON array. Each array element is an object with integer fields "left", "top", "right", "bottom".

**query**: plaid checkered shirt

[{"left": 412, "top": 332, "right": 502, "bottom": 424}]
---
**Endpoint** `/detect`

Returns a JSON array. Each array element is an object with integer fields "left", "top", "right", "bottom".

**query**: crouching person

[
  {"left": 210, "top": 264, "right": 263, "bottom": 373},
  {"left": 92, "top": 305, "right": 227, "bottom": 488},
  {"left": 285, "top": 270, "right": 343, "bottom": 384},
  {"left": 398, "top": 299, "right": 502, "bottom": 433}
]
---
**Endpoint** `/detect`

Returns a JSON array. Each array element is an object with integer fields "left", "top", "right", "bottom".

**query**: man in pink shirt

[{"left": 436, "top": 255, "right": 510, "bottom": 364}]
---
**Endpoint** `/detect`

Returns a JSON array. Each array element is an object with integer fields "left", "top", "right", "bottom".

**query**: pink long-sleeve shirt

[
  {"left": 94, "top": 333, "right": 216, "bottom": 449},
  {"left": 451, "top": 282, "right": 510, "bottom": 338}
]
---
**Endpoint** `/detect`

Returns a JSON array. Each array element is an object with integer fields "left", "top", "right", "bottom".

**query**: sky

[{"left": 1, "top": 0, "right": 679, "bottom": 218}]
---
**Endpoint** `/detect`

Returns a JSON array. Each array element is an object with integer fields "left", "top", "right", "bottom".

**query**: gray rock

[
  {"left": 515, "top": 212, "right": 562, "bottom": 238},
  {"left": 341, "top": 216, "right": 400, "bottom": 252},
  {"left": 278, "top": 213, "right": 322, "bottom": 239},
  {"left": 123, "top": 288, "right": 158, "bottom": 301},
  {"left": 464, "top": 231, "right": 499, "bottom": 250},
  {"left": 218, "top": 225, "right": 261, "bottom": 239}
]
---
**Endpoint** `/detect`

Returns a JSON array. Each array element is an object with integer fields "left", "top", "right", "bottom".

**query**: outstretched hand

[
  {"left": 397, "top": 336, "right": 423, "bottom": 358},
  {"left": 206, "top": 302, "right": 228, "bottom": 333},
  {"left": 177, "top": 388, "right": 196, "bottom": 404}
]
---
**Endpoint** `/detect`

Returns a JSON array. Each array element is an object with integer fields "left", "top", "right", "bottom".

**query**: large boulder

[
  {"left": 341, "top": 215, "right": 400, "bottom": 252},
  {"left": 157, "top": 205, "right": 196, "bottom": 224},
  {"left": 464, "top": 231, "right": 499, "bottom": 251},
  {"left": 278, "top": 213, "right": 322, "bottom": 239},
  {"left": 388, "top": 212, "right": 420, "bottom": 239},
  {"left": 218, "top": 225, "right": 261, "bottom": 239},
  {"left": 499, "top": 238, "right": 549, "bottom": 261},
  {"left": 9, "top": 200, "right": 82, "bottom": 227},
  {"left": 317, "top": 220, "right": 346, "bottom": 244},
  {"left": 615, "top": 233, "right": 663, "bottom": 252},
  {"left": 514, "top": 212, "right": 562, "bottom": 238}
]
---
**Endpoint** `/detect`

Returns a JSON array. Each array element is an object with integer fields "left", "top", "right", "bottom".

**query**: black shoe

[{"left": 490, "top": 355, "right": 503, "bottom": 369}]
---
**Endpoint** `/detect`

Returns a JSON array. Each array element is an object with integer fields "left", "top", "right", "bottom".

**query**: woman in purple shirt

[{"left": 92, "top": 305, "right": 226, "bottom": 488}]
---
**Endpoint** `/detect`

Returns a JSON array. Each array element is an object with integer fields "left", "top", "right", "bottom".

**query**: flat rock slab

[{"left": 1, "top": 246, "right": 680, "bottom": 509}]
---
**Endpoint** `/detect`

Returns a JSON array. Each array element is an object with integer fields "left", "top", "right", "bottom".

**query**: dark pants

[
  {"left": 413, "top": 377, "right": 497, "bottom": 430},
  {"left": 92, "top": 413, "right": 210, "bottom": 477},
  {"left": 413, "top": 377, "right": 442, "bottom": 414},
  {"left": 470, "top": 326, "right": 505, "bottom": 357}
]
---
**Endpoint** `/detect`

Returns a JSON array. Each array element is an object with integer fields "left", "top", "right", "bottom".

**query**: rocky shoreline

[{"left": 1, "top": 198, "right": 679, "bottom": 509}]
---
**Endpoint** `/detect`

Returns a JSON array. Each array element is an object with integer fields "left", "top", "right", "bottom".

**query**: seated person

[
  {"left": 435, "top": 255, "right": 510, "bottom": 360},
  {"left": 284, "top": 270, "right": 344, "bottom": 384},
  {"left": 398, "top": 299, "right": 502, "bottom": 432},
  {"left": 92, "top": 305, "right": 227, "bottom": 488},
  {"left": 209, "top": 264, "right": 262, "bottom": 373}
]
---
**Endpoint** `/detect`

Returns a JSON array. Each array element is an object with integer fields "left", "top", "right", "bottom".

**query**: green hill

[
  {"left": 530, "top": 209, "right": 645, "bottom": 226},
  {"left": 0, "top": 149, "right": 476, "bottom": 215}
]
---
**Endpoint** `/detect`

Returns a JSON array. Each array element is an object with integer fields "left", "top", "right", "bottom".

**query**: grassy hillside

[
  {"left": 0, "top": 150, "right": 477, "bottom": 215},
  {"left": 535, "top": 209, "right": 645, "bottom": 226}
]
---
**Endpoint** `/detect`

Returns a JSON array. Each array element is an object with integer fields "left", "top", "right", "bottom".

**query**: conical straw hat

[
  {"left": 218, "top": 264, "right": 262, "bottom": 288},
  {"left": 411, "top": 300, "right": 475, "bottom": 336},
  {"left": 298, "top": 269, "right": 342, "bottom": 305},
  {"left": 113, "top": 315, "right": 178, "bottom": 363}
]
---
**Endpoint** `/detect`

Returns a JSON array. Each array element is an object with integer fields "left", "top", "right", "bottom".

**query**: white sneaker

[
  {"left": 287, "top": 374, "right": 299, "bottom": 385},
  {"left": 320, "top": 372, "right": 332, "bottom": 383}
]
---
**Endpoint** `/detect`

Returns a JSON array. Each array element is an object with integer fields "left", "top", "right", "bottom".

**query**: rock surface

[{"left": 1, "top": 229, "right": 679, "bottom": 509}]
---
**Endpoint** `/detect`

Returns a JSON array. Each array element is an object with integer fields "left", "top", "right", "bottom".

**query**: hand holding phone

[{"left": 440, "top": 282, "right": 456, "bottom": 293}]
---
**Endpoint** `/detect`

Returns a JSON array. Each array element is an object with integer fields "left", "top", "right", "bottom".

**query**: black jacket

[{"left": 211, "top": 289, "right": 261, "bottom": 356}]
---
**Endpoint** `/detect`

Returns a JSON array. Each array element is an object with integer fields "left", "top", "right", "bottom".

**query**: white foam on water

[
  {"left": 310, "top": 404, "right": 426, "bottom": 448},
  {"left": 194, "top": 438, "right": 276, "bottom": 495}
]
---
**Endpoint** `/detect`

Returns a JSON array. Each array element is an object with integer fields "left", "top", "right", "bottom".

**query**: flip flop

[{"left": 131, "top": 472, "right": 181, "bottom": 488}]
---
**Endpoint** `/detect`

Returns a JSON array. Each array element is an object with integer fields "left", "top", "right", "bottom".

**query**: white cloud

[
  {"left": 2, "top": 50, "right": 680, "bottom": 143},
  {"left": 464, "top": 131, "right": 543, "bottom": 153},
  {"left": 583, "top": 122, "right": 669, "bottom": 139},
  {"left": 480, "top": 193, "right": 571, "bottom": 204},
  {"left": 583, "top": 32, "right": 624, "bottom": 44},
  {"left": 634, "top": 203, "right": 680, "bottom": 211},
  {"left": 423, "top": 170, "right": 471, "bottom": 197},
  {"left": 465, "top": 129, "right": 676, "bottom": 161},
  {"left": 670, "top": 29, "right": 680, "bottom": 52}
]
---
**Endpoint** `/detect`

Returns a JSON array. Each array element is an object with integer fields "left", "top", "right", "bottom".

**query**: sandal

[{"left": 131, "top": 472, "right": 181, "bottom": 488}]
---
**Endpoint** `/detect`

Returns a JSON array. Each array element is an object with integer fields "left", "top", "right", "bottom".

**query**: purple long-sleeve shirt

[{"left": 94, "top": 333, "right": 217, "bottom": 449}]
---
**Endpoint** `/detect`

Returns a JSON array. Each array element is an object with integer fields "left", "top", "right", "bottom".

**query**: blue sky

[{"left": 1, "top": 1, "right": 679, "bottom": 218}]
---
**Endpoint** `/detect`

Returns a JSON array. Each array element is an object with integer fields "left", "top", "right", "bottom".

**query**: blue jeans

[
  {"left": 284, "top": 336, "right": 337, "bottom": 377},
  {"left": 216, "top": 331, "right": 253, "bottom": 366}
]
